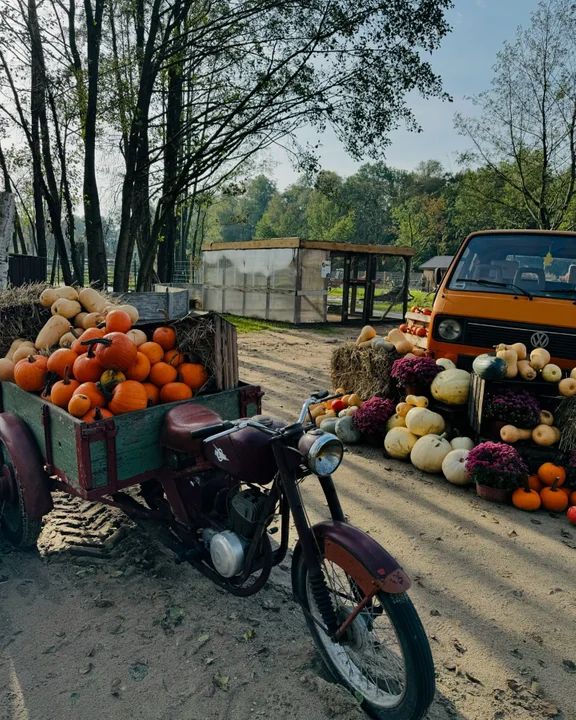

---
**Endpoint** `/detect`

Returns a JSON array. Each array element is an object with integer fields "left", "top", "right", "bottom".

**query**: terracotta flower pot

[{"left": 476, "top": 484, "right": 511, "bottom": 503}]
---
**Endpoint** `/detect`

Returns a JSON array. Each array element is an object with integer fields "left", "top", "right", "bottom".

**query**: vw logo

[{"left": 530, "top": 332, "right": 550, "bottom": 348}]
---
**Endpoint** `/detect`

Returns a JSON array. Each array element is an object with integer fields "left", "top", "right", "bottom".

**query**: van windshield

[{"left": 447, "top": 233, "right": 576, "bottom": 300}]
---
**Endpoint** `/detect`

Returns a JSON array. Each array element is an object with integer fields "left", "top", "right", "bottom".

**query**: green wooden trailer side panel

[{"left": 0, "top": 382, "right": 260, "bottom": 489}]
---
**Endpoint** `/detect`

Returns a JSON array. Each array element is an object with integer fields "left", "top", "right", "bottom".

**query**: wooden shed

[
  {"left": 202, "top": 238, "right": 415, "bottom": 324},
  {"left": 419, "top": 255, "right": 453, "bottom": 291}
]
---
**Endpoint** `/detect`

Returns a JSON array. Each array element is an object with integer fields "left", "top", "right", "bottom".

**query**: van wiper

[{"left": 460, "top": 278, "right": 533, "bottom": 300}]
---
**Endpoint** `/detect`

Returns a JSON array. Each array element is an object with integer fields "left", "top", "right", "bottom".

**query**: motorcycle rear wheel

[{"left": 293, "top": 543, "right": 435, "bottom": 720}]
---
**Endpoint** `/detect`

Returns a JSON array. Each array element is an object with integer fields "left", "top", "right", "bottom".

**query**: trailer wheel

[{"left": 0, "top": 440, "right": 43, "bottom": 548}]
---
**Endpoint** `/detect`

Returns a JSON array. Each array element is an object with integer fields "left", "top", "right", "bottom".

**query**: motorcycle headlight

[
  {"left": 437, "top": 318, "right": 463, "bottom": 341},
  {"left": 301, "top": 433, "right": 344, "bottom": 476}
]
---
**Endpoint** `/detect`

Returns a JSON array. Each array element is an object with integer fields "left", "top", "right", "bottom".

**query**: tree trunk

[
  {"left": 28, "top": 12, "right": 46, "bottom": 260},
  {"left": 83, "top": 0, "right": 108, "bottom": 288}
]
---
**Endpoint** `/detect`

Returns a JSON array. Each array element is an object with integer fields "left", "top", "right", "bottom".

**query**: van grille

[{"left": 463, "top": 321, "right": 576, "bottom": 359}]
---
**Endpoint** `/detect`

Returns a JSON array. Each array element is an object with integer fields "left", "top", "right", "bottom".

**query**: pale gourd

[
  {"left": 348, "top": 394, "right": 363, "bottom": 407},
  {"left": 82, "top": 312, "right": 106, "bottom": 328},
  {"left": 530, "top": 348, "right": 550, "bottom": 370},
  {"left": 436, "top": 358, "right": 456, "bottom": 371},
  {"left": 320, "top": 418, "right": 338, "bottom": 434},
  {"left": 405, "top": 395, "right": 418, "bottom": 406},
  {"left": 396, "top": 402, "right": 411, "bottom": 417},
  {"left": 39, "top": 288, "right": 59, "bottom": 307},
  {"left": 410, "top": 434, "right": 452, "bottom": 473},
  {"left": 55, "top": 286, "right": 79, "bottom": 302},
  {"left": 74, "top": 312, "right": 89, "bottom": 328},
  {"left": 517, "top": 360, "right": 537, "bottom": 381},
  {"left": 386, "top": 413, "right": 406, "bottom": 431},
  {"left": 540, "top": 410, "right": 554, "bottom": 426},
  {"left": 126, "top": 329, "right": 148, "bottom": 346},
  {"left": 496, "top": 348, "right": 518, "bottom": 378},
  {"left": 559, "top": 377, "right": 576, "bottom": 396},
  {"left": 430, "top": 369, "right": 471, "bottom": 406},
  {"left": 541, "top": 363, "right": 561, "bottom": 382},
  {"left": 411, "top": 348, "right": 426, "bottom": 357},
  {"left": 4, "top": 338, "right": 27, "bottom": 360},
  {"left": 571, "top": 367, "right": 576, "bottom": 380},
  {"left": 358, "top": 339, "right": 375, "bottom": 349},
  {"left": 387, "top": 328, "right": 413, "bottom": 355},
  {"left": 412, "top": 396, "right": 429, "bottom": 408},
  {"left": 335, "top": 416, "right": 361, "bottom": 444},
  {"left": 12, "top": 342, "right": 37, "bottom": 363},
  {"left": 78, "top": 287, "right": 108, "bottom": 314},
  {"left": 35, "top": 315, "right": 71, "bottom": 349},
  {"left": 495, "top": 342, "right": 527, "bottom": 360},
  {"left": 311, "top": 405, "right": 326, "bottom": 419},
  {"left": 551, "top": 426, "right": 562, "bottom": 442},
  {"left": 0, "top": 358, "right": 15, "bottom": 382},
  {"left": 384, "top": 427, "right": 418, "bottom": 459},
  {"left": 59, "top": 329, "right": 82, "bottom": 348},
  {"left": 532, "top": 424, "right": 557, "bottom": 446},
  {"left": 405, "top": 407, "right": 445, "bottom": 437},
  {"left": 345, "top": 406, "right": 359, "bottom": 416},
  {"left": 51, "top": 298, "right": 82, "bottom": 319},
  {"left": 356, "top": 325, "right": 377, "bottom": 345},
  {"left": 442, "top": 449, "right": 471, "bottom": 485},
  {"left": 450, "top": 436, "right": 474, "bottom": 451},
  {"left": 500, "top": 425, "right": 531, "bottom": 443}
]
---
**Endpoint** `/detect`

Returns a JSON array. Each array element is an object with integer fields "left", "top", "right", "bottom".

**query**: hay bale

[
  {"left": 330, "top": 343, "right": 399, "bottom": 400},
  {"left": 556, "top": 396, "right": 576, "bottom": 453},
  {"left": 0, "top": 283, "right": 50, "bottom": 356}
]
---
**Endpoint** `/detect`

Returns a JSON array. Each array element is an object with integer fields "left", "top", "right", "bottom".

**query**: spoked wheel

[
  {"left": 293, "top": 542, "right": 435, "bottom": 720},
  {"left": 0, "top": 440, "right": 42, "bottom": 548}
]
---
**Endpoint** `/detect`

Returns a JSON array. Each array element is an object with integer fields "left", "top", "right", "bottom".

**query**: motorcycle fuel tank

[{"left": 203, "top": 416, "right": 285, "bottom": 485}]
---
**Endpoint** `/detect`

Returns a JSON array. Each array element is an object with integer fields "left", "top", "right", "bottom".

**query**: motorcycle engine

[{"left": 202, "top": 487, "right": 268, "bottom": 578}]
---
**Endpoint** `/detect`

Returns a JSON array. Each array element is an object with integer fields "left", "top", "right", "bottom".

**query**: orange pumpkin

[
  {"left": 178, "top": 363, "right": 208, "bottom": 391},
  {"left": 125, "top": 352, "right": 151, "bottom": 382},
  {"left": 540, "top": 479, "right": 569, "bottom": 512},
  {"left": 139, "top": 341, "right": 164, "bottom": 366},
  {"left": 82, "top": 406, "right": 115, "bottom": 423},
  {"left": 512, "top": 483, "right": 541, "bottom": 511},
  {"left": 528, "top": 474, "right": 544, "bottom": 492},
  {"left": 74, "top": 381, "right": 107, "bottom": 409},
  {"left": 164, "top": 348, "right": 184, "bottom": 366},
  {"left": 72, "top": 327, "right": 105, "bottom": 354},
  {"left": 89, "top": 333, "right": 138, "bottom": 372},
  {"left": 142, "top": 382, "right": 160, "bottom": 406},
  {"left": 152, "top": 326, "right": 176, "bottom": 351},
  {"left": 68, "top": 393, "right": 91, "bottom": 418},
  {"left": 571, "top": 490, "right": 576, "bottom": 507},
  {"left": 160, "top": 382, "right": 193, "bottom": 403},
  {"left": 537, "top": 462, "right": 566, "bottom": 487},
  {"left": 559, "top": 487, "right": 572, "bottom": 503},
  {"left": 105, "top": 309, "right": 132, "bottom": 334},
  {"left": 51, "top": 366, "right": 80, "bottom": 408},
  {"left": 149, "top": 361, "right": 178, "bottom": 387},
  {"left": 14, "top": 355, "right": 48, "bottom": 392},
  {"left": 47, "top": 348, "right": 78, "bottom": 378},
  {"left": 73, "top": 345, "right": 102, "bottom": 383},
  {"left": 108, "top": 380, "right": 148, "bottom": 415}
]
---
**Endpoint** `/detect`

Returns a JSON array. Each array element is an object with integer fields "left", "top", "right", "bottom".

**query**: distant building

[{"left": 419, "top": 255, "right": 454, "bottom": 291}]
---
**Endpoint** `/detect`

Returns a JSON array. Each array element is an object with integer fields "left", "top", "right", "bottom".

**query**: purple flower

[
  {"left": 484, "top": 389, "right": 541, "bottom": 429},
  {"left": 390, "top": 357, "right": 442, "bottom": 387},
  {"left": 352, "top": 397, "right": 396, "bottom": 436},
  {"left": 465, "top": 442, "right": 528, "bottom": 489}
]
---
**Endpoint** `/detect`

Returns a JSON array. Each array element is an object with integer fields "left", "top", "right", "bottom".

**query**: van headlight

[
  {"left": 299, "top": 432, "right": 344, "bottom": 475},
  {"left": 437, "top": 318, "right": 463, "bottom": 341}
]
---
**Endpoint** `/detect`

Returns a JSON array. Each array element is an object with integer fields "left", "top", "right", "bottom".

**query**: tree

[{"left": 456, "top": 0, "right": 576, "bottom": 230}]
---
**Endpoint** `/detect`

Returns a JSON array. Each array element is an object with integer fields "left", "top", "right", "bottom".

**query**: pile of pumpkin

[
  {"left": 512, "top": 463, "right": 576, "bottom": 516},
  {"left": 354, "top": 325, "right": 427, "bottom": 357},
  {"left": 0, "top": 286, "right": 207, "bottom": 422}
]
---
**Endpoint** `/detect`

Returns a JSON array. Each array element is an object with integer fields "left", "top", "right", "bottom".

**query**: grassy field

[
  {"left": 327, "top": 286, "right": 434, "bottom": 313},
  {"left": 223, "top": 315, "right": 336, "bottom": 334}
]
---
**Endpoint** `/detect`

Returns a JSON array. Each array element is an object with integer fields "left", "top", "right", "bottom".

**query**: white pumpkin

[
  {"left": 405, "top": 407, "right": 445, "bottom": 437},
  {"left": 386, "top": 413, "right": 406, "bottom": 431},
  {"left": 384, "top": 427, "right": 418, "bottom": 459},
  {"left": 450, "top": 436, "right": 474, "bottom": 451},
  {"left": 442, "top": 449, "right": 471, "bottom": 485},
  {"left": 436, "top": 358, "right": 456, "bottom": 371},
  {"left": 335, "top": 416, "right": 361, "bottom": 444},
  {"left": 410, "top": 434, "right": 452, "bottom": 473},
  {"left": 431, "top": 369, "right": 471, "bottom": 406}
]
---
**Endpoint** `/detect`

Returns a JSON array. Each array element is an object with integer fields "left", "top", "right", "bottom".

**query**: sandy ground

[{"left": 1, "top": 324, "right": 575, "bottom": 720}]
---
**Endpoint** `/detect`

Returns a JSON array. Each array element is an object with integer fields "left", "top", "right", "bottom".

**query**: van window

[{"left": 448, "top": 233, "right": 576, "bottom": 299}]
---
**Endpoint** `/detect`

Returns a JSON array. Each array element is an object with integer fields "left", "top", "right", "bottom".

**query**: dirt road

[{"left": 1, "top": 325, "right": 575, "bottom": 720}]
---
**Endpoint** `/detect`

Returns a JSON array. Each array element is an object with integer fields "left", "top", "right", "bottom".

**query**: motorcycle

[{"left": 145, "top": 390, "right": 435, "bottom": 720}]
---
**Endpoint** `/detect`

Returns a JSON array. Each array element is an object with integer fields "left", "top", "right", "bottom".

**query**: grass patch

[{"left": 223, "top": 314, "right": 337, "bottom": 335}]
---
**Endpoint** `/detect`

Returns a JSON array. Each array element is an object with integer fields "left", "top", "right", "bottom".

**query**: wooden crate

[
  {"left": 0, "top": 381, "right": 262, "bottom": 493},
  {"left": 112, "top": 288, "right": 189, "bottom": 324}
]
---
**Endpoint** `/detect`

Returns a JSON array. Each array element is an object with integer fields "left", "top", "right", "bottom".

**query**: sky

[{"left": 268, "top": 0, "right": 540, "bottom": 189}]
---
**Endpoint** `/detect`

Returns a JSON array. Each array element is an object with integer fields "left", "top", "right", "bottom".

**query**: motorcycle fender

[
  {"left": 0, "top": 413, "right": 53, "bottom": 518},
  {"left": 311, "top": 520, "right": 411, "bottom": 595}
]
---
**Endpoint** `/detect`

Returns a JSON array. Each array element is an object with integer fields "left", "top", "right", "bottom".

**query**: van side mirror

[{"left": 434, "top": 268, "right": 443, "bottom": 287}]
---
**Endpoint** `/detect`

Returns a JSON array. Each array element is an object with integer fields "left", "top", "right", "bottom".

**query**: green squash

[{"left": 472, "top": 353, "right": 507, "bottom": 381}]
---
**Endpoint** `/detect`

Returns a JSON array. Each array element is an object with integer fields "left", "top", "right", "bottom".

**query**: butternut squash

[
  {"left": 495, "top": 342, "right": 527, "bottom": 360},
  {"left": 35, "top": 315, "right": 71, "bottom": 350},
  {"left": 357, "top": 339, "right": 375, "bottom": 349},
  {"left": 4, "top": 338, "right": 27, "bottom": 360},
  {"left": 540, "top": 410, "right": 554, "bottom": 426},
  {"left": 500, "top": 425, "right": 531, "bottom": 443},
  {"left": 78, "top": 287, "right": 108, "bottom": 314},
  {"left": 0, "top": 358, "right": 15, "bottom": 382},
  {"left": 356, "top": 325, "right": 377, "bottom": 345},
  {"left": 59, "top": 329, "right": 82, "bottom": 348},
  {"left": 559, "top": 377, "right": 576, "bottom": 396},
  {"left": 51, "top": 298, "right": 82, "bottom": 319},
  {"left": 405, "top": 395, "right": 418, "bottom": 406},
  {"left": 74, "top": 312, "right": 89, "bottom": 328},
  {"left": 12, "top": 344, "right": 37, "bottom": 364},
  {"left": 126, "top": 329, "right": 148, "bottom": 346},
  {"left": 396, "top": 402, "right": 411, "bottom": 417},
  {"left": 413, "top": 396, "right": 429, "bottom": 408},
  {"left": 411, "top": 347, "right": 426, "bottom": 357},
  {"left": 517, "top": 360, "right": 536, "bottom": 380},
  {"left": 496, "top": 348, "right": 518, "bottom": 378},
  {"left": 82, "top": 312, "right": 106, "bottom": 328},
  {"left": 55, "top": 286, "right": 79, "bottom": 301},
  {"left": 115, "top": 304, "right": 139, "bottom": 324},
  {"left": 387, "top": 328, "right": 413, "bottom": 355},
  {"left": 530, "top": 348, "right": 550, "bottom": 370},
  {"left": 532, "top": 424, "right": 557, "bottom": 446},
  {"left": 39, "top": 288, "right": 59, "bottom": 307}
]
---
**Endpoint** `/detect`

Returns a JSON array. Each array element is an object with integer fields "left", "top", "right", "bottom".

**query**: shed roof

[
  {"left": 202, "top": 237, "right": 415, "bottom": 257},
  {"left": 419, "top": 255, "right": 454, "bottom": 270}
]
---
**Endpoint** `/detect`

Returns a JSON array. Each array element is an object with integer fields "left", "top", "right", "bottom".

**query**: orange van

[{"left": 428, "top": 230, "right": 576, "bottom": 370}]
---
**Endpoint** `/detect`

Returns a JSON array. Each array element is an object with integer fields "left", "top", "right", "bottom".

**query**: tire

[
  {"left": 293, "top": 543, "right": 435, "bottom": 720},
  {"left": 0, "top": 444, "right": 42, "bottom": 549}
]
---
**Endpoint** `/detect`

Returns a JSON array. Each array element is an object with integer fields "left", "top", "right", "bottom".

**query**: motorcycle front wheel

[{"left": 293, "top": 543, "right": 435, "bottom": 720}]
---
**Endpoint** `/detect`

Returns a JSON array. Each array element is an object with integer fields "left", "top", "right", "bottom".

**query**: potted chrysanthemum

[{"left": 465, "top": 441, "right": 528, "bottom": 503}]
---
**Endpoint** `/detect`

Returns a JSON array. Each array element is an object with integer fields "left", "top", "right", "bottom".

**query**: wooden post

[
  {"left": 402, "top": 255, "right": 412, "bottom": 319},
  {"left": 0, "top": 192, "right": 15, "bottom": 290}
]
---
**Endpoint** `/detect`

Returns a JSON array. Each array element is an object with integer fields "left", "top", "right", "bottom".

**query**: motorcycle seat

[{"left": 161, "top": 403, "right": 223, "bottom": 455}]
